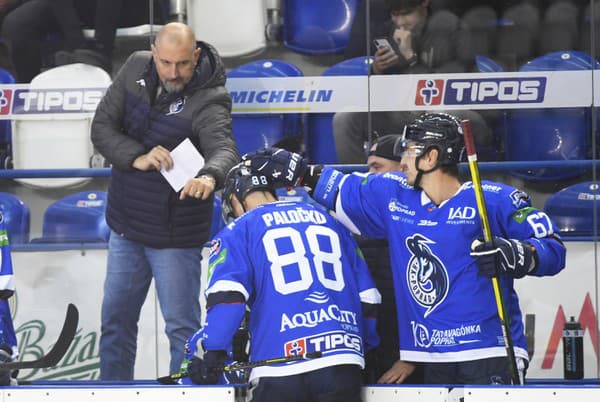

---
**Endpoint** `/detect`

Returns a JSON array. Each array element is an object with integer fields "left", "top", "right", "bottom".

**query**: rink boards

[{"left": 1, "top": 384, "right": 600, "bottom": 402}]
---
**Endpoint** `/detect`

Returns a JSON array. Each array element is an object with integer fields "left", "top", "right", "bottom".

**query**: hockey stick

[
  {"left": 157, "top": 351, "right": 323, "bottom": 385},
  {"left": 0, "top": 303, "right": 79, "bottom": 370},
  {"left": 461, "top": 119, "right": 521, "bottom": 385}
]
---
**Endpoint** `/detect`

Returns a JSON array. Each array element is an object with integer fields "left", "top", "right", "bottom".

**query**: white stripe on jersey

[
  {"left": 206, "top": 279, "right": 250, "bottom": 300},
  {"left": 249, "top": 353, "right": 364, "bottom": 382},
  {"left": 401, "top": 345, "right": 529, "bottom": 363},
  {"left": 360, "top": 288, "right": 382, "bottom": 304}
]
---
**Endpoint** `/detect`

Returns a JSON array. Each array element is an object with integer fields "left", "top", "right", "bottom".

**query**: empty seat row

[
  {"left": 231, "top": 51, "right": 600, "bottom": 183},
  {"left": 478, "top": 50, "right": 598, "bottom": 181},
  {"left": 0, "top": 191, "right": 223, "bottom": 245},
  {"left": 0, "top": 191, "right": 107, "bottom": 245},
  {"left": 0, "top": 54, "right": 597, "bottom": 185},
  {"left": 3, "top": 180, "right": 594, "bottom": 245},
  {"left": 0, "top": 63, "right": 112, "bottom": 189},
  {"left": 227, "top": 56, "right": 371, "bottom": 164}
]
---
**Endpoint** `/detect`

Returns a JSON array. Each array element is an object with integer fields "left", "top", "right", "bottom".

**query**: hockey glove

[
  {"left": 241, "top": 148, "right": 307, "bottom": 187},
  {"left": 470, "top": 237, "right": 537, "bottom": 279},
  {"left": 187, "top": 350, "right": 228, "bottom": 385}
]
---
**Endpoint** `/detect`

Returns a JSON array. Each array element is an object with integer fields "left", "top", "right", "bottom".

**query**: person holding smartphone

[{"left": 333, "top": 0, "right": 488, "bottom": 166}]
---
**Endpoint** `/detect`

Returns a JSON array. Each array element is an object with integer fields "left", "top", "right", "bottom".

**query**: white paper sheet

[{"left": 160, "top": 138, "right": 205, "bottom": 192}]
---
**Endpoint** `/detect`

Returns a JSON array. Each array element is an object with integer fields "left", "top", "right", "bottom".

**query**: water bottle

[{"left": 563, "top": 316, "right": 584, "bottom": 379}]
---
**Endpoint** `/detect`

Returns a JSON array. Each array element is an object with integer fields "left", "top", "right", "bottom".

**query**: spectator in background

[
  {"left": 334, "top": 0, "right": 492, "bottom": 164},
  {"left": 1, "top": 0, "right": 161, "bottom": 82},
  {"left": 361, "top": 135, "right": 424, "bottom": 385},
  {"left": 91, "top": 22, "right": 238, "bottom": 380},
  {"left": 56, "top": 0, "right": 166, "bottom": 74},
  {"left": 0, "top": 0, "right": 20, "bottom": 76}
]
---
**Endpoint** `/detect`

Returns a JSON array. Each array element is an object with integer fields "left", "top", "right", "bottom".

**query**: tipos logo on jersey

[
  {"left": 415, "top": 79, "right": 444, "bottom": 106},
  {"left": 405, "top": 234, "right": 449, "bottom": 317},
  {"left": 285, "top": 339, "right": 306, "bottom": 356},
  {"left": 284, "top": 331, "right": 362, "bottom": 357},
  {"left": 0, "top": 89, "right": 13, "bottom": 115}
]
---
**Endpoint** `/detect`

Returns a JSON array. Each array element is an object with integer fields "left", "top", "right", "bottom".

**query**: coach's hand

[{"left": 470, "top": 237, "right": 537, "bottom": 279}]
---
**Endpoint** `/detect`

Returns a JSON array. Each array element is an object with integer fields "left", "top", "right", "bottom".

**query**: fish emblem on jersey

[{"left": 405, "top": 234, "right": 449, "bottom": 317}]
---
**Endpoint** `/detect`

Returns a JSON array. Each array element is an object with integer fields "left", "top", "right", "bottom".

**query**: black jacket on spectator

[{"left": 377, "top": 9, "right": 474, "bottom": 74}]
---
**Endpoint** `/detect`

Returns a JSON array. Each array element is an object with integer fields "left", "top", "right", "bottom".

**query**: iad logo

[
  {"left": 415, "top": 79, "right": 444, "bottom": 106},
  {"left": 0, "top": 89, "right": 12, "bottom": 115}
]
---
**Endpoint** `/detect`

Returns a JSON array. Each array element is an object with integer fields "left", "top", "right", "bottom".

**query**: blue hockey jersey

[
  {"left": 203, "top": 201, "right": 381, "bottom": 382},
  {"left": 313, "top": 168, "right": 566, "bottom": 363},
  {"left": 0, "top": 213, "right": 17, "bottom": 354}
]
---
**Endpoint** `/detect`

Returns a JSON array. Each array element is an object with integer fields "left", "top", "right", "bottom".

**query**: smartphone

[{"left": 373, "top": 37, "right": 393, "bottom": 51}]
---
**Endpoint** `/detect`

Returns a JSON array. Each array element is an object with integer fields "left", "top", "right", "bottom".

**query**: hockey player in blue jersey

[
  {"left": 185, "top": 164, "right": 381, "bottom": 401},
  {"left": 0, "top": 213, "right": 18, "bottom": 386},
  {"left": 241, "top": 112, "right": 566, "bottom": 385}
]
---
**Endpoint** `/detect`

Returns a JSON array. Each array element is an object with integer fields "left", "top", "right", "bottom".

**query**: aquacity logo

[
  {"left": 1, "top": 88, "right": 106, "bottom": 115},
  {"left": 415, "top": 77, "right": 546, "bottom": 106}
]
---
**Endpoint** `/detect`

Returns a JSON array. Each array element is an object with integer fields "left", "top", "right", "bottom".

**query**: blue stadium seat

[
  {"left": 282, "top": 0, "right": 360, "bottom": 54},
  {"left": 228, "top": 59, "right": 304, "bottom": 155},
  {"left": 544, "top": 182, "right": 600, "bottom": 237},
  {"left": 0, "top": 192, "right": 30, "bottom": 244},
  {"left": 32, "top": 191, "right": 109, "bottom": 243},
  {"left": 306, "top": 56, "right": 371, "bottom": 164},
  {"left": 475, "top": 55, "right": 504, "bottom": 73},
  {"left": 0, "top": 68, "right": 15, "bottom": 168},
  {"left": 505, "top": 51, "right": 599, "bottom": 181}
]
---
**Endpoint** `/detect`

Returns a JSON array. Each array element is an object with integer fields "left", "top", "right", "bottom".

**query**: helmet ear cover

[{"left": 221, "top": 164, "right": 276, "bottom": 222}]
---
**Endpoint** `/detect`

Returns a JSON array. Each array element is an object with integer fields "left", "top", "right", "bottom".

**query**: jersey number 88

[{"left": 263, "top": 226, "right": 345, "bottom": 295}]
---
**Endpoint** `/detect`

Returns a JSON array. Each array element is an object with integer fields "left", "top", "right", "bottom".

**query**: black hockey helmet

[
  {"left": 222, "top": 163, "right": 275, "bottom": 222},
  {"left": 394, "top": 112, "right": 465, "bottom": 166}
]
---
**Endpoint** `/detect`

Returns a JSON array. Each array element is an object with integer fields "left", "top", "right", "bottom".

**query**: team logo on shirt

[
  {"left": 405, "top": 234, "right": 449, "bottom": 317},
  {"left": 208, "top": 239, "right": 222, "bottom": 258},
  {"left": 509, "top": 189, "right": 530, "bottom": 209},
  {"left": 285, "top": 339, "right": 306, "bottom": 356},
  {"left": 166, "top": 97, "right": 186, "bottom": 115}
]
